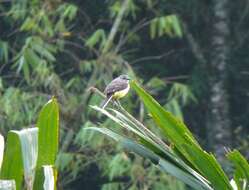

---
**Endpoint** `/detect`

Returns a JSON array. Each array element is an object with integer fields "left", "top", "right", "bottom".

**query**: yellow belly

[{"left": 112, "top": 84, "right": 130, "bottom": 99}]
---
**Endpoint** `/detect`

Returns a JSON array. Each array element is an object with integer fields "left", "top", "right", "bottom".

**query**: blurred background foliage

[{"left": 0, "top": 0, "right": 248, "bottom": 189}]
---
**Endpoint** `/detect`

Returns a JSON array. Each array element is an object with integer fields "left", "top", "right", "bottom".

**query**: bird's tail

[{"left": 100, "top": 95, "right": 113, "bottom": 109}]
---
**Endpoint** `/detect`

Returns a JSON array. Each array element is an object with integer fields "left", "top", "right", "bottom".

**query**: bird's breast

[{"left": 113, "top": 84, "right": 130, "bottom": 99}]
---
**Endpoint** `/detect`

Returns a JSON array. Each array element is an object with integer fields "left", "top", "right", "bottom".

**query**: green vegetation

[
  {"left": 88, "top": 81, "right": 249, "bottom": 190},
  {"left": 0, "top": 0, "right": 249, "bottom": 189},
  {"left": 0, "top": 98, "right": 59, "bottom": 190}
]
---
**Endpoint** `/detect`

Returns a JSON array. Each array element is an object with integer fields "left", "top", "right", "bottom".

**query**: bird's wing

[{"left": 104, "top": 79, "right": 128, "bottom": 96}]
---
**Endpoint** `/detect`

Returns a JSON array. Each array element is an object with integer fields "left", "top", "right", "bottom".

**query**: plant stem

[{"left": 102, "top": 0, "right": 130, "bottom": 54}]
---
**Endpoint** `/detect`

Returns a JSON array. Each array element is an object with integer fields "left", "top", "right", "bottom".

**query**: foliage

[
  {"left": 87, "top": 81, "right": 249, "bottom": 190},
  {"left": 1, "top": 0, "right": 249, "bottom": 189},
  {"left": 0, "top": 0, "right": 218, "bottom": 188},
  {"left": 150, "top": 15, "right": 183, "bottom": 39},
  {"left": 0, "top": 98, "right": 59, "bottom": 190},
  {"left": 227, "top": 150, "right": 249, "bottom": 190}
]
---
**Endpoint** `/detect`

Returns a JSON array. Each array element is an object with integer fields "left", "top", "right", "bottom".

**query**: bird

[{"left": 101, "top": 75, "right": 131, "bottom": 109}]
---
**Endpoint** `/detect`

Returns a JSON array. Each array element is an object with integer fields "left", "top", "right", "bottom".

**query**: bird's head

[{"left": 119, "top": 74, "right": 131, "bottom": 81}]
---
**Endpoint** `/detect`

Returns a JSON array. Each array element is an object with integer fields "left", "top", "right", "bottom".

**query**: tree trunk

[{"left": 208, "top": 0, "right": 231, "bottom": 162}]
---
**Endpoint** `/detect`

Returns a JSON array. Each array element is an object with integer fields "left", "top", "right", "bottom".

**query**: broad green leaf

[
  {"left": 0, "top": 128, "right": 38, "bottom": 190},
  {"left": 0, "top": 131, "right": 23, "bottom": 190},
  {"left": 227, "top": 150, "right": 249, "bottom": 189},
  {"left": 86, "top": 127, "right": 212, "bottom": 190},
  {"left": 131, "top": 81, "right": 198, "bottom": 146},
  {"left": 43, "top": 165, "right": 55, "bottom": 190},
  {"left": 90, "top": 106, "right": 211, "bottom": 189},
  {"left": 0, "top": 133, "right": 4, "bottom": 170},
  {"left": 183, "top": 143, "right": 232, "bottom": 190},
  {"left": 165, "top": 99, "right": 183, "bottom": 120},
  {"left": 0, "top": 180, "right": 16, "bottom": 190},
  {"left": 34, "top": 98, "right": 59, "bottom": 190},
  {"left": 131, "top": 81, "right": 232, "bottom": 190}
]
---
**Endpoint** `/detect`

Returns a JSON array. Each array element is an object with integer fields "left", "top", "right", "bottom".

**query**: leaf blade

[
  {"left": 130, "top": 81, "right": 232, "bottom": 190},
  {"left": 0, "top": 131, "right": 23, "bottom": 190},
  {"left": 34, "top": 98, "right": 59, "bottom": 190}
]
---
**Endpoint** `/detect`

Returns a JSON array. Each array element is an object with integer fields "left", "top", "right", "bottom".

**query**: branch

[
  {"left": 130, "top": 51, "right": 174, "bottom": 64},
  {"left": 102, "top": 0, "right": 130, "bottom": 54},
  {"left": 87, "top": 87, "right": 106, "bottom": 98},
  {"left": 162, "top": 75, "right": 189, "bottom": 81}
]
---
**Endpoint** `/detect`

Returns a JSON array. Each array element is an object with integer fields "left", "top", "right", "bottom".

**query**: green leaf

[
  {"left": 131, "top": 81, "right": 198, "bottom": 145},
  {"left": 149, "top": 15, "right": 182, "bottom": 39},
  {"left": 86, "top": 127, "right": 212, "bottom": 190},
  {"left": 171, "top": 15, "right": 183, "bottom": 37},
  {"left": 56, "top": 153, "right": 73, "bottom": 172},
  {"left": 227, "top": 150, "right": 249, "bottom": 189},
  {"left": 20, "top": 17, "right": 37, "bottom": 31},
  {"left": 0, "top": 133, "right": 4, "bottom": 171},
  {"left": 24, "top": 49, "right": 40, "bottom": 68},
  {"left": 150, "top": 19, "right": 157, "bottom": 39},
  {"left": 131, "top": 81, "right": 232, "bottom": 190},
  {"left": 183, "top": 143, "right": 232, "bottom": 190},
  {"left": 62, "top": 4, "right": 78, "bottom": 20},
  {"left": 32, "top": 44, "right": 56, "bottom": 62},
  {"left": 0, "top": 131, "right": 24, "bottom": 190},
  {"left": 90, "top": 106, "right": 212, "bottom": 189},
  {"left": 0, "top": 128, "right": 38, "bottom": 190},
  {"left": 165, "top": 99, "right": 183, "bottom": 120},
  {"left": 16, "top": 55, "right": 30, "bottom": 83},
  {"left": 108, "top": 153, "right": 131, "bottom": 180},
  {"left": 0, "top": 41, "right": 9, "bottom": 63},
  {"left": 34, "top": 98, "right": 59, "bottom": 190},
  {"left": 85, "top": 29, "right": 106, "bottom": 48}
]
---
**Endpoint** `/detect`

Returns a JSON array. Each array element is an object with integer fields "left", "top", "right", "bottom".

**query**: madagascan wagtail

[{"left": 101, "top": 75, "right": 131, "bottom": 109}]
